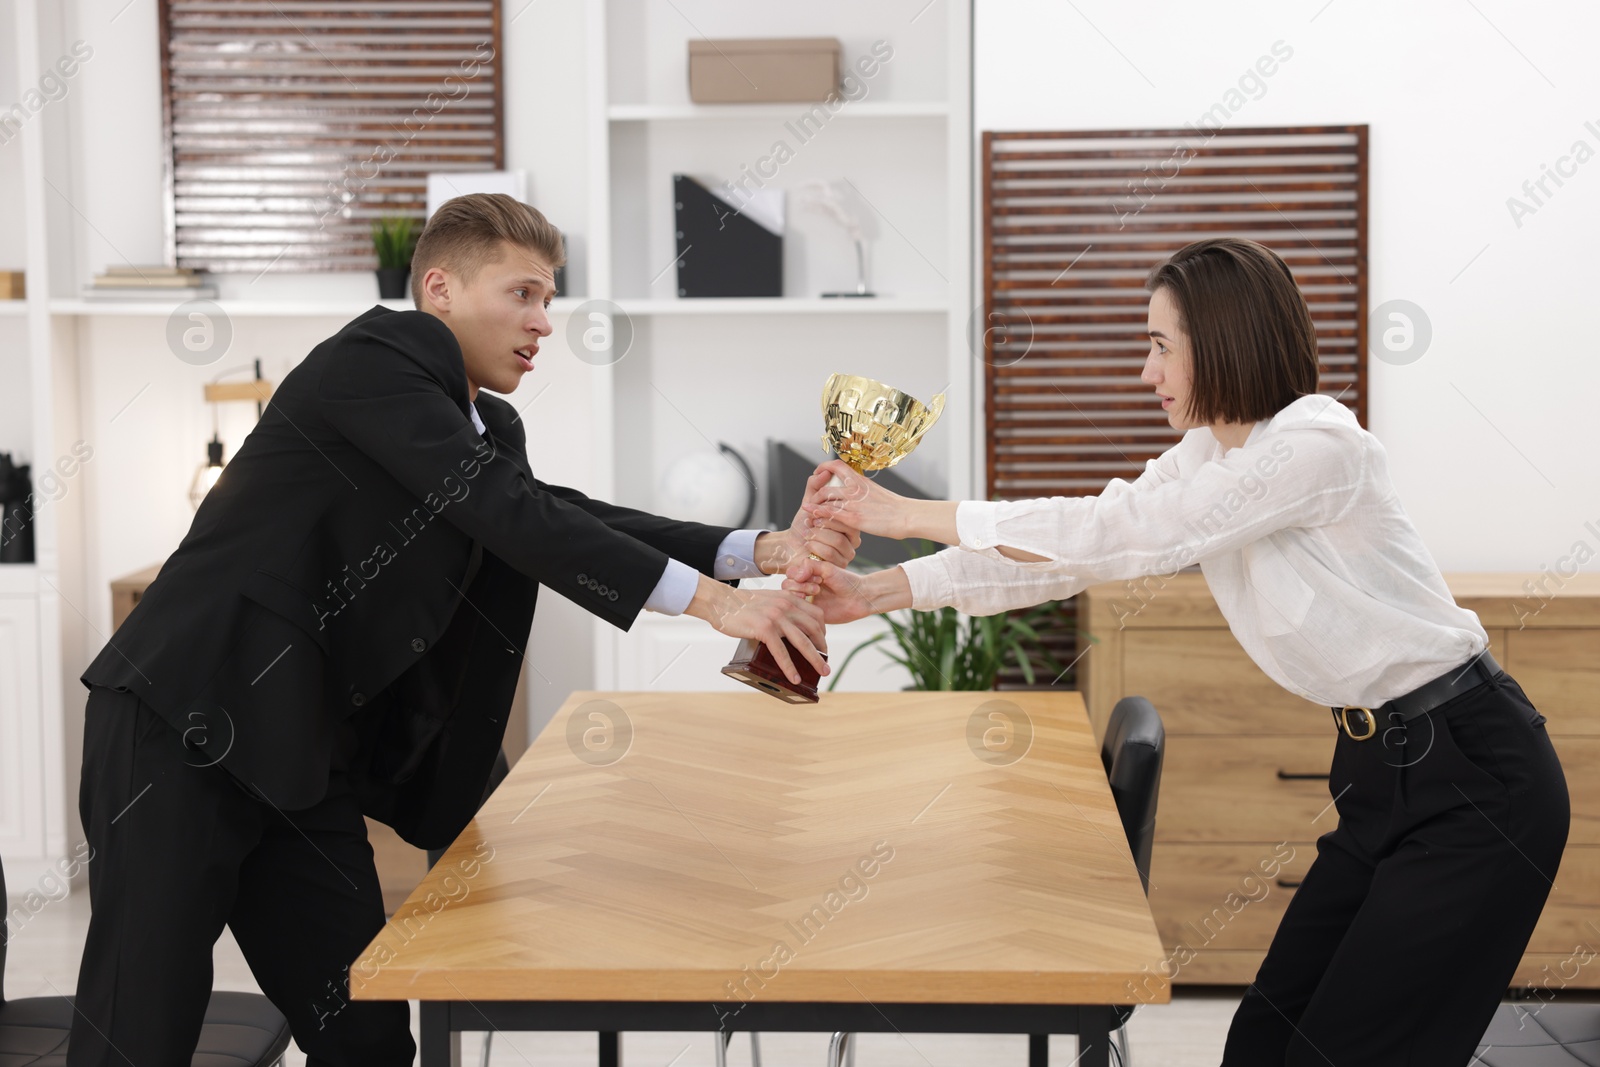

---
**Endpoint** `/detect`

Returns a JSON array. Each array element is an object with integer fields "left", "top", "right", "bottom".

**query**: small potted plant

[
  {"left": 826, "top": 544, "right": 1071, "bottom": 692},
  {"left": 371, "top": 215, "right": 418, "bottom": 299}
]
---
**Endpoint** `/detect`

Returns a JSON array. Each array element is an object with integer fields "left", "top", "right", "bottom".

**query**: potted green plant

[
  {"left": 826, "top": 544, "right": 1073, "bottom": 692},
  {"left": 371, "top": 215, "right": 418, "bottom": 299}
]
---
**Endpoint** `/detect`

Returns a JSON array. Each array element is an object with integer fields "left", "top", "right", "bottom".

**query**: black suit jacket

[{"left": 82, "top": 305, "right": 739, "bottom": 847}]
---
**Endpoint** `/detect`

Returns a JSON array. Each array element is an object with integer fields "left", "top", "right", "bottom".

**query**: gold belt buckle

[{"left": 1338, "top": 705, "right": 1377, "bottom": 741}]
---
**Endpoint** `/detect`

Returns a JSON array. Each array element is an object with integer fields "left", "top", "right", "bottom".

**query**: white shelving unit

[
  {"left": 2, "top": 0, "right": 73, "bottom": 890},
  {"left": 584, "top": 0, "right": 975, "bottom": 690}
]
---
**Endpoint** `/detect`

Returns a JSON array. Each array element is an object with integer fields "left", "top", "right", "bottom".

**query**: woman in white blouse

[{"left": 786, "top": 237, "right": 1570, "bottom": 1066}]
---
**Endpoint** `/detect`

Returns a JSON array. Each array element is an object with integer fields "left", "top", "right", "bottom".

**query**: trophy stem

[
  {"left": 724, "top": 374, "right": 942, "bottom": 704},
  {"left": 719, "top": 467, "right": 845, "bottom": 703}
]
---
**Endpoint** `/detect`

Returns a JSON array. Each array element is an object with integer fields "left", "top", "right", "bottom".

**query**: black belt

[{"left": 1331, "top": 649, "right": 1503, "bottom": 740}]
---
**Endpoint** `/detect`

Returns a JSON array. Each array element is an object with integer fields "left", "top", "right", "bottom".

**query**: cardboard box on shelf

[{"left": 688, "top": 38, "right": 841, "bottom": 104}]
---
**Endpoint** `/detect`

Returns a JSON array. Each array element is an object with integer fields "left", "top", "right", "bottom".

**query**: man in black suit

[{"left": 68, "top": 194, "right": 856, "bottom": 1066}]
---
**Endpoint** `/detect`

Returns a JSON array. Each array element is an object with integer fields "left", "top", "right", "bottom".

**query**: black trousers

[
  {"left": 1222, "top": 667, "right": 1571, "bottom": 1066},
  {"left": 67, "top": 685, "right": 414, "bottom": 1066}
]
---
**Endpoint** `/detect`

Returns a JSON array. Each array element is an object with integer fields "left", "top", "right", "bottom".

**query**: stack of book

[{"left": 83, "top": 265, "right": 216, "bottom": 300}]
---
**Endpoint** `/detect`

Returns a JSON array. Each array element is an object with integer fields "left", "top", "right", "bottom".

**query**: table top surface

[{"left": 350, "top": 689, "right": 1169, "bottom": 1005}]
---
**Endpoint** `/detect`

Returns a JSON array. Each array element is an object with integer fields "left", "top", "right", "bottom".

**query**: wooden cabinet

[{"left": 1079, "top": 571, "right": 1600, "bottom": 988}]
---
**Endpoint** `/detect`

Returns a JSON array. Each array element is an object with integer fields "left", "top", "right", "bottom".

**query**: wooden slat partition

[
  {"left": 983, "top": 125, "right": 1368, "bottom": 691},
  {"left": 158, "top": 0, "right": 505, "bottom": 272}
]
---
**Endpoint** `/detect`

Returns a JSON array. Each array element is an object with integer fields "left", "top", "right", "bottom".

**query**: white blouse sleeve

[
  {"left": 899, "top": 546, "right": 1094, "bottom": 615},
  {"left": 898, "top": 441, "right": 1186, "bottom": 615},
  {"left": 954, "top": 428, "right": 1366, "bottom": 582}
]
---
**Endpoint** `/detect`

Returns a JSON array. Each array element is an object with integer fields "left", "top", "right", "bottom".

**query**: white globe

[{"left": 657, "top": 450, "right": 753, "bottom": 527}]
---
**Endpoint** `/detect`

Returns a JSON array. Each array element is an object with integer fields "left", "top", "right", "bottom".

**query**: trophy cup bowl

[{"left": 722, "top": 374, "right": 946, "bottom": 703}]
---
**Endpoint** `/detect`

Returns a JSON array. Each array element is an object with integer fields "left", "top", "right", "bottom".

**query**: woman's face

[{"left": 1142, "top": 286, "right": 1200, "bottom": 431}]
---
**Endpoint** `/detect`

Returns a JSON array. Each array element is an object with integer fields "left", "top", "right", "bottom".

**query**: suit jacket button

[
  {"left": 411, "top": 638, "right": 426, "bottom": 652},
  {"left": 609, "top": 590, "right": 619, "bottom": 601},
  {"left": 351, "top": 692, "right": 366, "bottom": 707},
  {"left": 577, "top": 573, "right": 587, "bottom": 584},
  {"left": 598, "top": 584, "right": 609, "bottom": 596}
]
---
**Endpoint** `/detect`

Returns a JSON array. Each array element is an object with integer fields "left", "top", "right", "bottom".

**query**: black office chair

[
  {"left": 823, "top": 697, "right": 1167, "bottom": 1067},
  {"left": 1025, "top": 695, "right": 1165, "bottom": 1067},
  {"left": 0, "top": 852, "right": 293, "bottom": 1066},
  {"left": 1472, "top": 1001, "right": 1600, "bottom": 1064}
]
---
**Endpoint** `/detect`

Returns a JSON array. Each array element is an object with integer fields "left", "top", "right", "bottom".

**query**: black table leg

[
  {"left": 599, "top": 1030, "right": 620, "bottom": 1067},
  {"left": 1078, "top": 1007, "right": 1112, "bottom": 1067},
  {"left": 1029, "top": 1033, "right": 1049, "bottom": 1067},
  {"left": 420, "top": 1002, "right": 461, "bottom": 1067}
]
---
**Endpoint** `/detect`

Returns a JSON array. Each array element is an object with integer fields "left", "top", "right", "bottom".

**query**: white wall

[{"left": 976, "top": 0, "right": 1600, "bottom": 573}]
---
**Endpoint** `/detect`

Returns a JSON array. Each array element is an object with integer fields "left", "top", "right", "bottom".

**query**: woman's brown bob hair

[
  {"left": 410, "top": 193, "right": 566, "bottom": 309},
  {"left": 1145, "top": 237, "right": 1320, "bottom": 425}
]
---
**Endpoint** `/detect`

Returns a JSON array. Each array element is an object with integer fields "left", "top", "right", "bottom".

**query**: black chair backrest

[{"left": 1099, "top": 696, "right": 1165, "bottom": 895}]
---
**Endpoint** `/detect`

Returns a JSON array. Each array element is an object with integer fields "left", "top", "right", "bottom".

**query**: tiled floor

[{"left": 6, "top": 887, "right": 1242, "bottom": 1065}]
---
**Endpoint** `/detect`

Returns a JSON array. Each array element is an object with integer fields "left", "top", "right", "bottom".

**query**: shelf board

[
  {"left": 608, "top": 101, "right": 949, "bottom": 122},
  {"left": 612, "top": 296, "right": 949, "bottom": 315},
  {"left": 0, "top": 301, "right": 28, "bottom": 317},
  {"left": 48, "top": 298, "right": 580, "bottom": 317}
]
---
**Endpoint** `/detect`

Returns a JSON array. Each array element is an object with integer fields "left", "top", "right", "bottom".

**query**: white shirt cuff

[
  {"left": 955, "top": 501, "right": 1006, "bottom": 558},
  {"left": 644, "top": 559, "right": 700, "bottom": 616},
  {"left": 644, "top": 530, "right": 770, "bottom": 616},
  {"left": 712, "top": 529, "right": 767, "bottom": 580}
]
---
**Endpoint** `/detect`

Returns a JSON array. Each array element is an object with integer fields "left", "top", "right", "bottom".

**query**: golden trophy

[{"left": 722, "top": 373, "right": 946, "bottom": 703}]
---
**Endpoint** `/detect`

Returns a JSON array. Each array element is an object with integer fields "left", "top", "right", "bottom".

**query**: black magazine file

[{"left": 673, "top": 174, "right": 782, "bottom": 298}]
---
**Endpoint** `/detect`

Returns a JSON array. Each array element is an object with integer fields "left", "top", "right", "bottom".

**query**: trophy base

[{"left": 721, "top": 637, "right": 827, "bottom": 704}]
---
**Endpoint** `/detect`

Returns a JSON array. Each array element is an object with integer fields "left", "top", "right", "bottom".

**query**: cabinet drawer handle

[
  {"left": 1276, "top": 877, "right": 1303, "bottom": 889},
  {"left": 1276, "top": 769, "right": 1330, "bottom": 780}
]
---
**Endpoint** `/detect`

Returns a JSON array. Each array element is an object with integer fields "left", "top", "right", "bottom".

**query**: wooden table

[{"left": 350, "top": 690, "right": 1169, "bottom": 1066}]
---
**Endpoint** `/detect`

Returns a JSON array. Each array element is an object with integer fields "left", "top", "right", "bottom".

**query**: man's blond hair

[{"left": 409, "top": 193, "right": 565, "bottom": 308}]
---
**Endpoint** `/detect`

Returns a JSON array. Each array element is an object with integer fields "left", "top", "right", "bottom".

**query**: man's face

[{"left": 419, "top": 240, "right": 555, "bottom": 400}]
